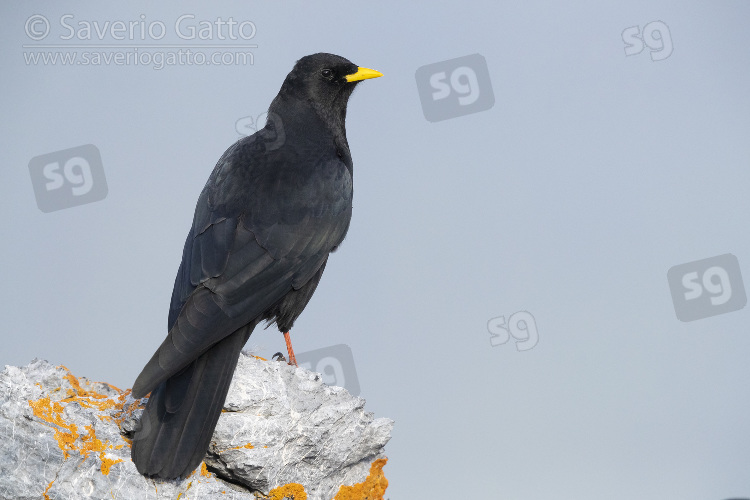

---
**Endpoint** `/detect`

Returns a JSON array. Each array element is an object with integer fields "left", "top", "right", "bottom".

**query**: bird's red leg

[{"left": 283, "top": 331, "right": 298, "bottom": 366}]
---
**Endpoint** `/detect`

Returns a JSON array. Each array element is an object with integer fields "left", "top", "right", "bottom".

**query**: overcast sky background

[{"left": 2, "top": 1, "right": 750, "bottom": 499}]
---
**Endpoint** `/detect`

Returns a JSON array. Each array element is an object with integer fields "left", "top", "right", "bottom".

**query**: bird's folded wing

[
  {"left": 133, "top": 220, "right": 327, "bottom": 398},
  {"left": 133, "top": 138, "right": 352, "bottom": 398}
]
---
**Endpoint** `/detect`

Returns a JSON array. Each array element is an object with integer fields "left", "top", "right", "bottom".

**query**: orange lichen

[
  {"left": 333, "top": 458, "right": 389, "bottom": 500},
  {"left": 177, "top": 481, "right": 193, "bottom": 498},
  {"left": 268, "top": 483, "right": 307, "bottom": 500},
  {"left": 64, "top": 372, "right": 108, "bottom": 399},
  {"left": 80, "top": 425, "right": 104, "bottom": 455},
  {"left": 100, "top": 453, "right": 123, "bottom": 475},
  {"left": 43, "top": 479, "right": 54, "bottom": 500},
  {"left": 28, "top": 396, "right": 80, "bottom": 458},
  {"left": 79, "top": 426, "right": 123, "bottom": 476},
  {"left": 112, "top": 389, "right": 143, "bottom": 428},
  {"left": 219, "top": 442, "right": 255, "bottom": 453},
  {"left": 200, "top": 462, "right": 212, "bottom": 477},
  {"left": 27, "top": 366, "right": 130, "bottom": 475}
]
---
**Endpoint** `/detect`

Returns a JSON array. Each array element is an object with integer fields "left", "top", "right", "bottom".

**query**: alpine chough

[{"left": 130, "top": 53, "right": 382, "bottom": 479}]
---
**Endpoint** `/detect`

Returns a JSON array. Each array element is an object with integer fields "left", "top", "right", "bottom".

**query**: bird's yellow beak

[{"left": 345, "top": 67, "right": 383, "bottom": 82}]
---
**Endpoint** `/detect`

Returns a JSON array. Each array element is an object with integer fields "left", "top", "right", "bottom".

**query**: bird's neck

[{"left": 268, "top": 93, "right": 349, "bottom": 149}]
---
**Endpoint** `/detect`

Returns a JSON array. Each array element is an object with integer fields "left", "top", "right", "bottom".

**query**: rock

[{"left": 0, "top": 355, "right": 393, "bottom": 500}]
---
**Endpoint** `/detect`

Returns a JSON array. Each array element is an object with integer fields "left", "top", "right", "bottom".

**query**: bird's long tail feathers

[{"left": 131, "top": 324, "right": 253, "bottom": 479}]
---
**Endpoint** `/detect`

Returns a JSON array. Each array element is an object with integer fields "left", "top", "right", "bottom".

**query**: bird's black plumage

[{"left": 130, "top": 53, "right": 381, "bottom": 479}]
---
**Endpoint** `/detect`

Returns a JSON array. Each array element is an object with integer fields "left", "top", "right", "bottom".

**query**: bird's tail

[{"left": 130, "top": 324, "right": 253, "bottom": 479}]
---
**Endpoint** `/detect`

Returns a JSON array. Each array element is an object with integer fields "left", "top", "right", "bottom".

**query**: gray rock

[
  {"left": 0, "top": 355, "right": 393, "bottom": 500},
  {"left": 207, "top": 353, "right": 393, "bottom": 499}
]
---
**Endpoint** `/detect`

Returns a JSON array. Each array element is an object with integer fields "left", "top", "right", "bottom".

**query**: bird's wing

[{"left": 133, "top": 134, "right": 352, "bottom": 398}]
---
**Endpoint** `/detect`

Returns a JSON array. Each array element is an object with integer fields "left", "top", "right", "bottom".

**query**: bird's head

[{"left": 271, "top": 53, "right": 382, "bottom": 137}]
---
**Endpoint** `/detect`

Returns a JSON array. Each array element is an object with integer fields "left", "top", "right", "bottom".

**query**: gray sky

[{"left": 3, "top": 1, "right": 750, "bottom": 498}]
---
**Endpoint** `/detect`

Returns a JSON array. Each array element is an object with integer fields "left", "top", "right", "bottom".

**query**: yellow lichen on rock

[
  {"left": 112, "top": 388, "right": 144, "bottom": 434},
  {"left": 333, "top": 458, "right": 389, "bottom": 500},
  {"left": 200, "top": 462, "right": 212, "bottom": 477},
  {"left": 100, "top": 453, "right": 124, "bottom": 475},
  {"left": 79, "top": 426, "right": 123, "bottom": 475},
  {"left": 27, "top": 366, "right": 129, "bottom": 475},
  {"left": 176, "top": 481, "right": 193, "bottom": 499},
  {"left": 219, "top": 441, "right": 255, "bottom": 453},
  {"left": 268, "top": 483, "right": 307, "bottom": 500},
  {"left": 80, "top": 425, "right": 105, "bottom": 457},
  {"left": 43, "top": 478, "right": 54, "bottom": 500},
  {"left": 63, "top": 371, "right": 108, "bottom": 400},
  {"left": 28, "top": 395, "right": 80, "bottom": 459}
]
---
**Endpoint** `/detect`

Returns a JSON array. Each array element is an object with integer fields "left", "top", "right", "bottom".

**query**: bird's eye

[{"left": 321, "top": 69, "right": 334, "bottom": 79}]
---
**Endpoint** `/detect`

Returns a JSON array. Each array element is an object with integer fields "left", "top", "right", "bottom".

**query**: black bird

[{"left": 130, "top": 53, "right": 381, "bottom": 479}]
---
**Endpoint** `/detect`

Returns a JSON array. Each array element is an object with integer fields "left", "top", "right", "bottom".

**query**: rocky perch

[{"left": 0, "top": 354, "right": 393, "bottom": 499}]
